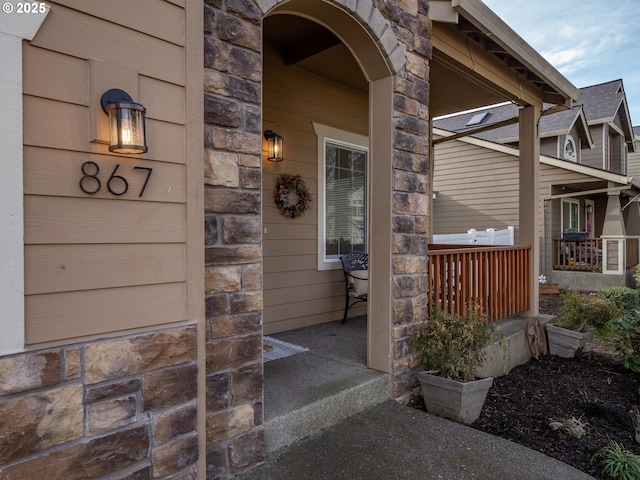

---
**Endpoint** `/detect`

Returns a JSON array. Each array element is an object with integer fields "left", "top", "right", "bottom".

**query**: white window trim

[
  {"left": 563, "top": 134, "right": 577, "bottom": 161},
  {"left": 0, "top": 4, "right": 50, "bottom": 354},
  {"left": 561, "top": 198, "right": 580, "bottom": 232},
  {"left": 313, "top": 122, "right": 369, "bottom": 271}
]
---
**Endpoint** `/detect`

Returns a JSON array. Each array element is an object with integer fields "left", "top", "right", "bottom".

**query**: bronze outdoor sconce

[
  {"left": 264, "top": 129, "right": 284, "bottom": 162},
  {"left": 101, "top": 88, "right": 148, "bottom": 154}
]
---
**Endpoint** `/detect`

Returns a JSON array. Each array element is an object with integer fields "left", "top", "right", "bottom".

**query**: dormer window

[{"left": 564, "top": 135, "right": 577, "bottom": 161}]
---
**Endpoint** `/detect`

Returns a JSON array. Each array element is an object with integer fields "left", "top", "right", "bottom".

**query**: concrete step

[{"left": 264, "top": 370, "right": 389, "bottom": 454}]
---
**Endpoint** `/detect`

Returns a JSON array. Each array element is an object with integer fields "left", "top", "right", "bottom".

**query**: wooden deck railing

[
  {"left": 428, "top": 244, "right": 531, "bottom": 323},
  {"left": 552, "top": 238, "right": 602, "bottom": 272}
]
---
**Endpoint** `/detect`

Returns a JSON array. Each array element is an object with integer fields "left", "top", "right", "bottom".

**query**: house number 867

[{"left": 79, "top": 161, "right": 153, "bottom": 197}]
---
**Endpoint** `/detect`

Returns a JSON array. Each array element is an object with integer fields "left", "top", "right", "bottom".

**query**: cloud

[{"left": 483, "top": 0, "right": 640, "bottom": 124}]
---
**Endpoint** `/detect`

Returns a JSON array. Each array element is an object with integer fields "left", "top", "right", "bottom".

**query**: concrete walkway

[
  {"left": 239, "top": 400, "right": 594, "bottom": 480},
  {"left": 249, "top": 316, "right": 594, "bottom": 479}
]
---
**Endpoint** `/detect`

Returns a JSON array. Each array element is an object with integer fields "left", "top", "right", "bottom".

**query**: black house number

[{"left": 79, "top": 161, "right": 153, "bottom": 198}]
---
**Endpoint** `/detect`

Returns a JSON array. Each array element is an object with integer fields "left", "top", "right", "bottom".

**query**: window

[
  {"left": 313, "top": 123, "right": 368, "bottom": 270},
  {"left": 562, "top": 199, "right": 580, "bottom": 232},
  {"left": 563, "top": 135, "right": 577, "bottom": 161},
  {"left": 466, "top": 111, "right": 491, "bottom": 126}
]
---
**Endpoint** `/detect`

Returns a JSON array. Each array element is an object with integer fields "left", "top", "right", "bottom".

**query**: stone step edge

[{"left": 264, "top": 373, "right": 390, "bottom": 454}]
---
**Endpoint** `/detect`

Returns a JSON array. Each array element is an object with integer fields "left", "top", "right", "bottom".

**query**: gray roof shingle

[
  {"left": 434, "top": 79, "right": 627, "bottom": 144},
  {"left": 577, "top": 79, "right": 624, "bottom": 122}
]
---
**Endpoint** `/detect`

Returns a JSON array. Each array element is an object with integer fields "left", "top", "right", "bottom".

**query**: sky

[{"left": 483, "top": 0, "right": 640, "bottom": 126}]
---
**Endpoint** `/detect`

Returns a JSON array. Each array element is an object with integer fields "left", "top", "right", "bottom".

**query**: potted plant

[
  {"left": 562, "top": 227, "right": 587, "bottom": 242},
  {"left": 410, "top": 303, "right": 494, "bottom": 425},
  {"left": 546, "top": 291, "right": 618, "bottom": 358}
]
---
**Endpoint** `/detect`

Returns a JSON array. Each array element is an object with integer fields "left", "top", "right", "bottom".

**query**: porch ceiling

[
  {"left": 549, "top": 180, "right": 640, "bottom": 200},
  {"left": 264, "top": 5, "right": 575, "bottom": 119},
  {"left": 264, "top": 14, "right": 510, "bottom": 117}
]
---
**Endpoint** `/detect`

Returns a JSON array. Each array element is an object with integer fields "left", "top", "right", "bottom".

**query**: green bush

[
  {"left": 600, "top": 286, "right": 638, "bottom": 313},
  {"left": 591, "top": 439, "right": 640, "bottom": 479},
  {"left": 634, "top": 266, "right": 640, "bottom": 289},
  {"left": 607, "top": 311, "right": 640, "bottom": 373},
  {"left": 559, "top": 291, "right": 619, "bottom": 335},
  {"left": 410, "top": 304, "right": 494, "bottom": 383}
]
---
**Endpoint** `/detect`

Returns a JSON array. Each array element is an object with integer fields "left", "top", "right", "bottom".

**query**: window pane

[
  {"left": 562, "top": 200, "right": 579, "bottom": 231},
  {"left": 326, "top": 145, "right": 337, "bottom": 168},
  {"left": 570, "top": 202, "right": 579, "bottom": 230},
  {"left": 325, "top": 142, "right": 367, "bottom": 259}
]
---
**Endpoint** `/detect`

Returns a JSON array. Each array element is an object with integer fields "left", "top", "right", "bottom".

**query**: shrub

[
  {"left": 591, "top": 439, "right": 640, "bottom": 480},
  {"left": 607, "top": 311, "right": 640, "bottom": 373},
  {"left": 559, "top": 291, "right": 619, "bottom": 335},
  {"left": 600, "top": 286, "right": 638, "bottom": 313},
  {"left": 549, "top": 416, "right": 587, "bottom": 439},
  {"left": 410, "top": 303, "right": 493, "bottom": 382}
]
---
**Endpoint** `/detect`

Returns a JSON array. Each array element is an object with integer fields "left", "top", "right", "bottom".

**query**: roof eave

[
  {"left": 450, "top": 0, "right": 580, "bottom": 105},
  {"left": 433, "top": 127, "right": 627, "bottom": 183},
  {"left": 573, "top": 109, "right": 595, "bottom": 148}
]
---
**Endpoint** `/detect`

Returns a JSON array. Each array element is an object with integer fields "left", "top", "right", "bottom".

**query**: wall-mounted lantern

[
  {"left": 101, "top": 89, "right": 148, "bottom": 154},
  {"left": 264, "top": 129, "right": 284, "bottom": 162},
  {"left": 585, "top": 204, "right": 594, "bottom": 215}
]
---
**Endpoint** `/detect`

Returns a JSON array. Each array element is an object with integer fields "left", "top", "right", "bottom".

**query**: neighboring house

[
  {"left": 628, "top": 126, "right": 640, "bottom": 180},
  {"left": 434, "top": 99, "right": 594, "bottom": 163},
  {"left": 0, "top": 1, "right": 578, "bottom": 478},
  {"left": 433, "top": 79, "right": 639, "bottom": 290}
]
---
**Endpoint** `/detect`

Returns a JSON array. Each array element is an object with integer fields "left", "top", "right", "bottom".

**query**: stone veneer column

[
  {"left": 0, "top": 327, "right": 199, "bottom": 478},
  {"left": 203, "top": 0, "right": 265, "bottom": 478},
  {"left": 377, "top": 0, "right": 432, "bottom": 403},
  {"left": 201, "top": 0, "right": 433, "bottom": 476}
]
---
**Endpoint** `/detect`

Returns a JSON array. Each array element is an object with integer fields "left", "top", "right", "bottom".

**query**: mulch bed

[{"left": 413, "top": 293, "right": 640, "bottom": 479}]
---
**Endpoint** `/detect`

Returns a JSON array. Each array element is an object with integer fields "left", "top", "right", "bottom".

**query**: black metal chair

[{"left": 340, "top": 251, "right": 368, "bottom": 324}]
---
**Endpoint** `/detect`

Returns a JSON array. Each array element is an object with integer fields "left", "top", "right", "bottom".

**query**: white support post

[
  {"left": 601, "top": 237, "right": 625, "bottom": 275},
  {"left": 0, "top": 2, "right": 50, "bottom": 354}
]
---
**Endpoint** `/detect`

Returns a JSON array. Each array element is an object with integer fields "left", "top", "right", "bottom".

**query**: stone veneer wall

[
  {"left": 203, "top": 0, "right": 431, "bottom": 478},
  {"left": 203, "top": 0, "right": 265, "bottom": 478},
  {"left": 379, "top": 0, "right": 432, "bottom": 402},
  {"left": 0, "top": 326, "right": 198, "bottom": 478}
]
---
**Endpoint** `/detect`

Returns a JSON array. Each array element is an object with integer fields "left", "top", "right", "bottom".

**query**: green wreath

[{"left": 275, "top": 173, "right": 312, "bottom": 219}]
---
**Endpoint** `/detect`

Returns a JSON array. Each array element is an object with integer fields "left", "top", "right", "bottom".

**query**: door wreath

[{"left": 275, "top": 173, "right": 312, "bottom": 219}]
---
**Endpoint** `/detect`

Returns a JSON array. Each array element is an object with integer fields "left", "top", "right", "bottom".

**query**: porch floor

[
  {"left": 263, "top": 315, "right": 390, "bottom": 453},
  {"left": 262, "top": 312, "right": 557, "bottom": 453}
]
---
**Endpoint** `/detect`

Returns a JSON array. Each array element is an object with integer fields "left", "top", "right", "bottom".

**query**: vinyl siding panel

[
  {"left": 30, "top": 3, "right": 185, "bottom": 85},
  {"left": 25, "top": 283, "right": 188, "bottom": 345},
  {"left": 433, "top": 139, "right": 519, "bottom": 237},
  {"left": 22, "top": 1, "right": 191, "bottom": 345},
  {"left": 628, "top": 138, "right": 640, "bottom": 179},
  {"left": 433, "top": 135, "right": 608, "bottom": 276},
  {"left": 582, "top": 124, "right": 605, "bottom": 169},
  {"left": 540, "top": 137, "right": 558, "bottom": 158},
  {"left": 262, "top": 44, "right": 368, "bottom": 334}
]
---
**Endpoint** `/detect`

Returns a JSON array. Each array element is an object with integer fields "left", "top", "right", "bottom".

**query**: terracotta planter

[
  {"left": 417, "top": 372, "right": 493, "bottom": 425},
  {"left": 546, "top": 324, "right": 591, "bottom": 358},
  {"left": 540, "top": 283, "right": 559, "bottom": 295}
]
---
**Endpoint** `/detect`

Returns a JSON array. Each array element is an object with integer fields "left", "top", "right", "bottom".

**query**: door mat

[{"left": 263, "top": 337, "right": 308, "bottom": 362}]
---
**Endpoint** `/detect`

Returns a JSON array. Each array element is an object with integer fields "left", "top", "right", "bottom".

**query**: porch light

[
  {"left": 264, "top": 129, "right": 284, "bottom": 162},
  {"left": 101, "top": 89, "right": 148, "bottom": 154},
  {"left": 585, "top": 204, "right": 593, "bottom": 215}
]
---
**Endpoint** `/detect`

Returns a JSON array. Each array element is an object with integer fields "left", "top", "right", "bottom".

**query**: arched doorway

[{"left": 261, "top": 0, "right": 397, "bottom": 373}]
